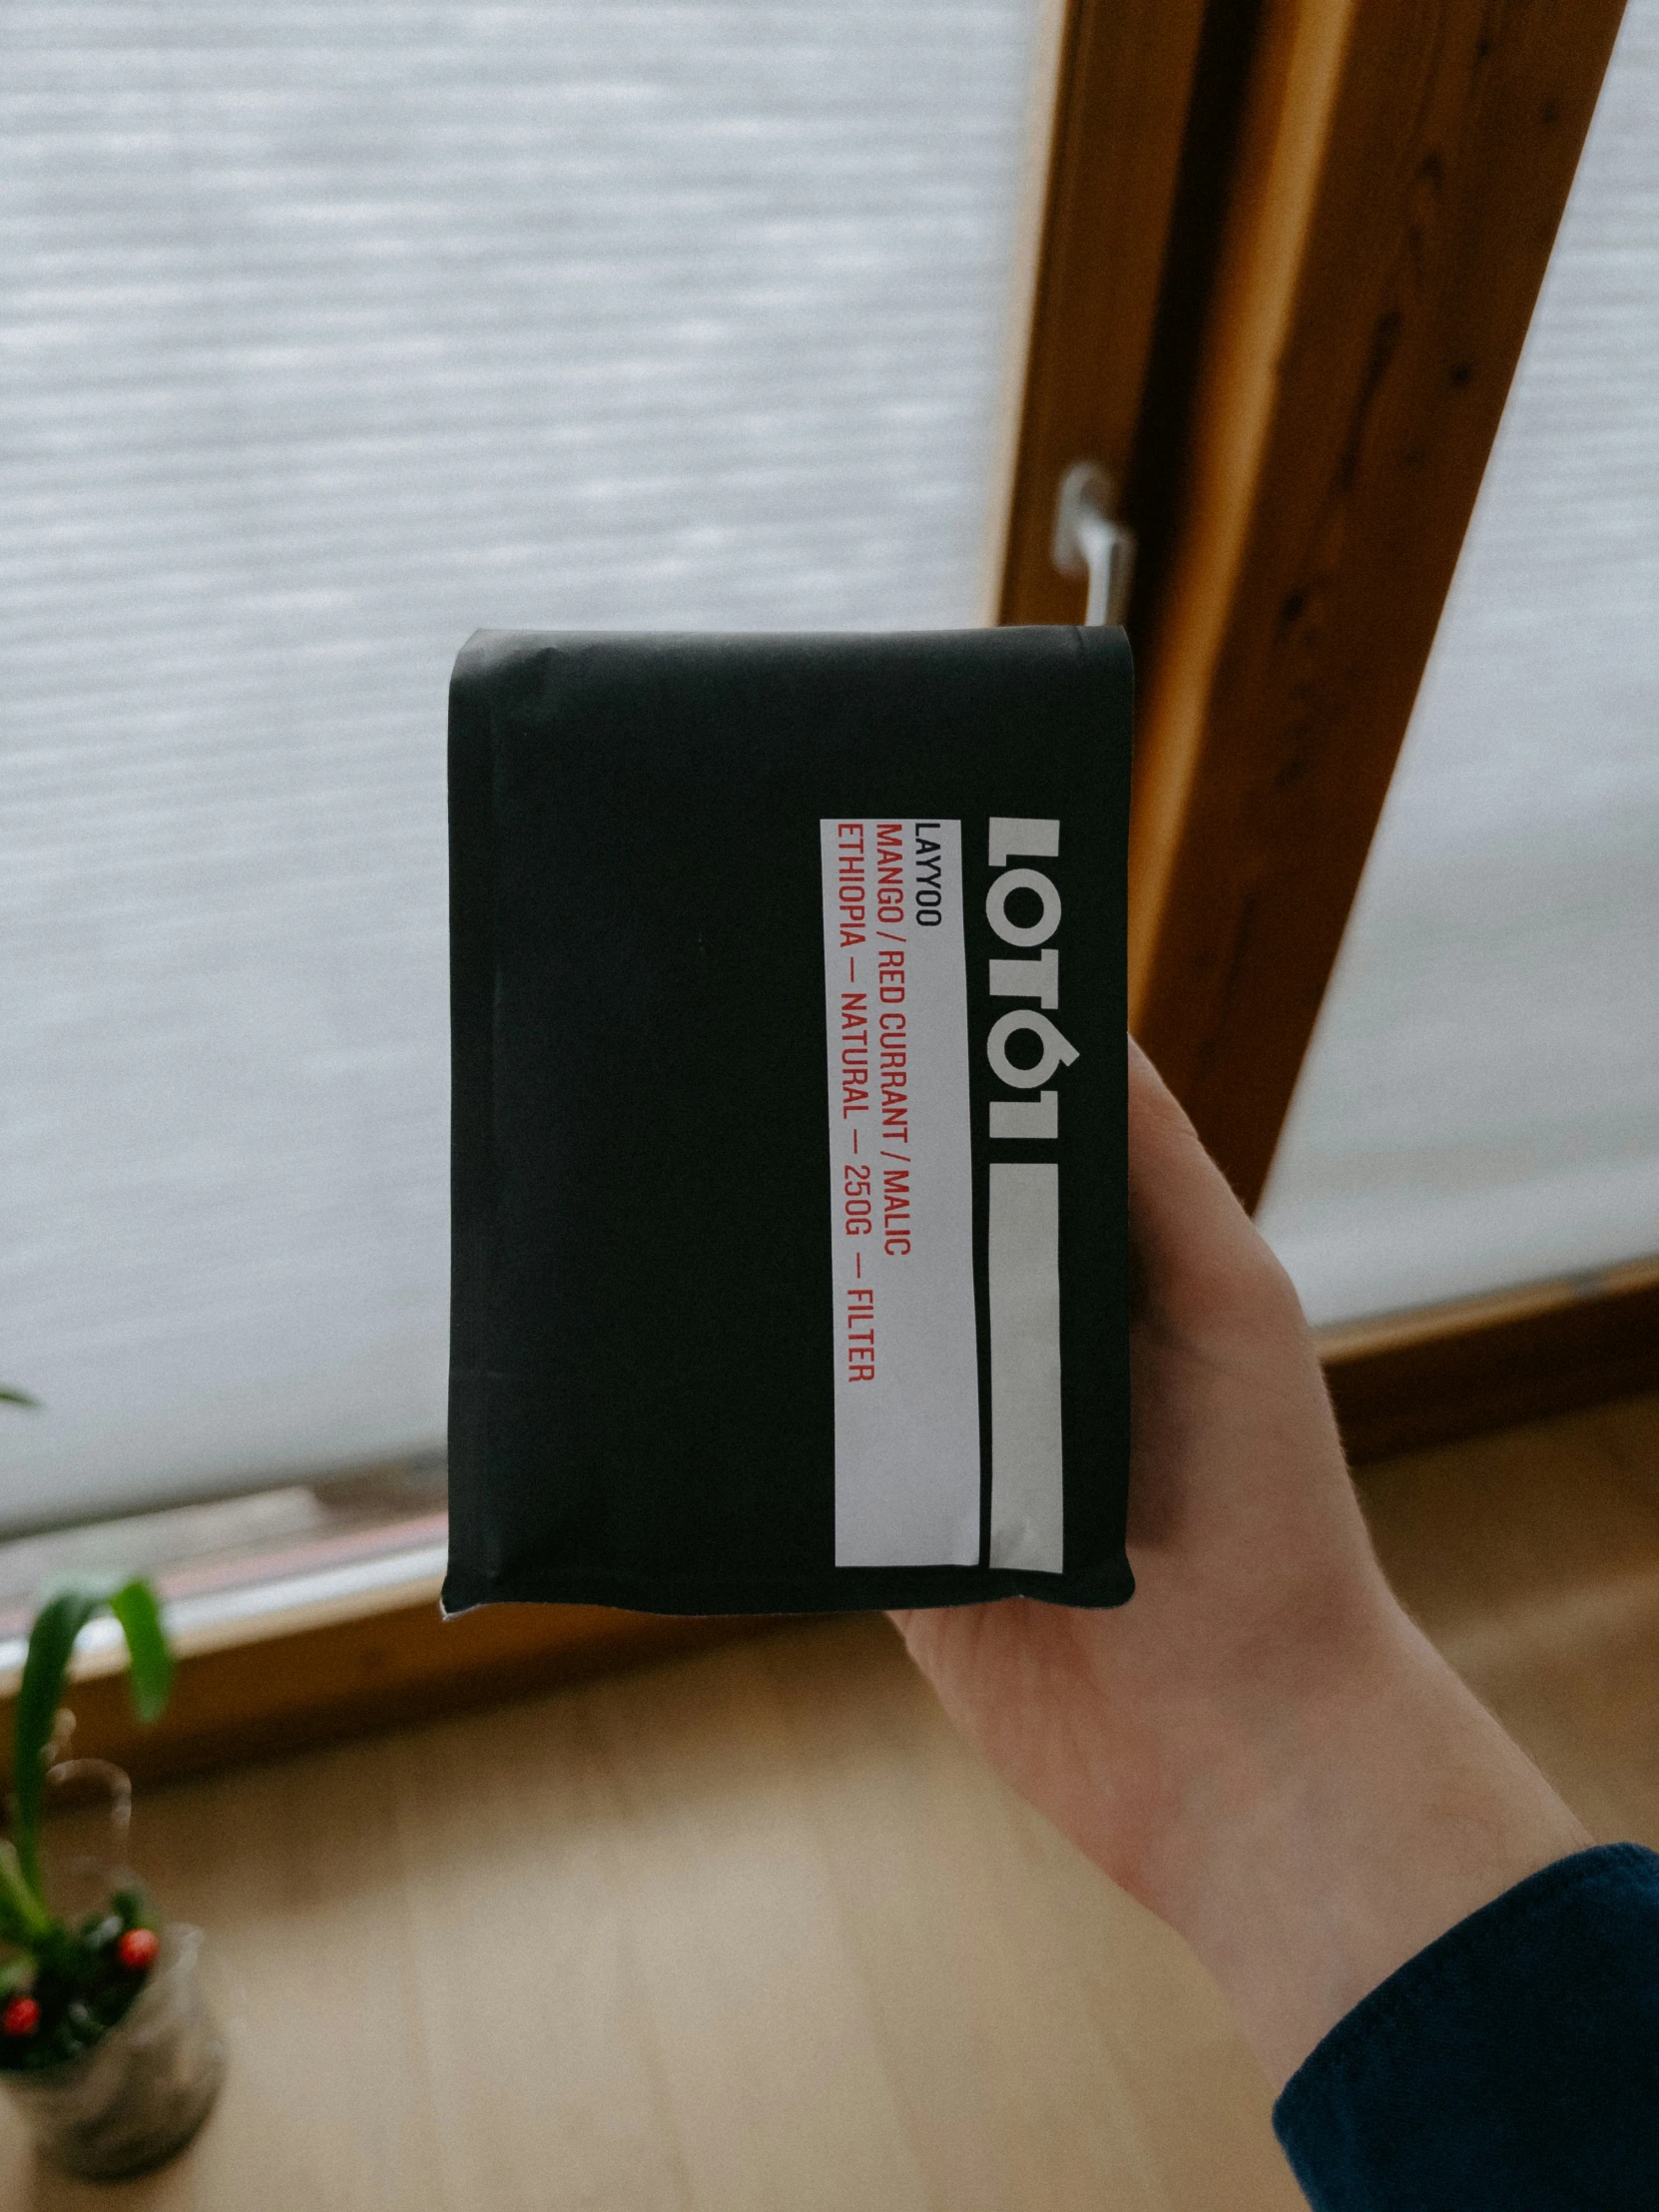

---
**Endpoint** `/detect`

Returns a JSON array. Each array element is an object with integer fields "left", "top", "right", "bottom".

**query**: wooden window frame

[
  {"left": 1011, "top": 0, "right": 1628, "bottom": 1192},
  {"left": 7, "top": 0, "right": 1650, "bottom": 1795},
  {"left": 1120, "top": 0, "right": 1628, "bottom": 1206},
  {"left": 1004, "top": 0, "right": 1649, "bottom": 1422}
]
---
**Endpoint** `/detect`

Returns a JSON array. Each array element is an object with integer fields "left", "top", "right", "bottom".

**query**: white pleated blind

[
  {"left": 1259, "top": 0, "right": 1659, "bottom": 1326},
  {"left": 2, "top": 1, "right": 1045, "bottom": 1528}
]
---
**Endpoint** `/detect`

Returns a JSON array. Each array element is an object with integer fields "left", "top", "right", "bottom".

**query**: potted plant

[{"left": 0, "top": 1577, "right": 225, "bottom": 2177}]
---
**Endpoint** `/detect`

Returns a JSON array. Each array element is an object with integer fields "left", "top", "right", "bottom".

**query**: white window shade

[
  {"left": 2, "top": 1, "right": 1047, "bottom": 1529},
  {"left": 1259, "top": 0, "right": 1659, "bottom": 1327}
]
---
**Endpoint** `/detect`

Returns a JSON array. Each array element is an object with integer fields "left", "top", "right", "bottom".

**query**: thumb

[{"left": 1127, "top": 1036, "right": 1288, "bottom": 1332}]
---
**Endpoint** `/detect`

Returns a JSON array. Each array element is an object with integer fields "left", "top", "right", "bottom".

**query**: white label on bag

[
  {"left": 987, "top": 1162, "right": 1063, "bottom": 1570},
  {"left": 820, "top": 819, "right": 981, "bottom": 1565}
]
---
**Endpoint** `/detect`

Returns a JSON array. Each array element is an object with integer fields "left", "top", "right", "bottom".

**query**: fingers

[{"left": 1127, "top": 1035, "right": 1291, "bottom": 1330}]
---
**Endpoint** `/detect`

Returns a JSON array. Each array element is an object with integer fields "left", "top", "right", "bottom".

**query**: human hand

[{"left": 892, "top": 1038, "right": 1587, "bottom": 2084}]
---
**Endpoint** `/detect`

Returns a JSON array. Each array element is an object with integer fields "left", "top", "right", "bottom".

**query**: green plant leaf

[
  {"left": 0, "top": 1887, "right": 37, "bottom": 1952},
  {"left": 0, "top": 1842, "right": 53, "bottom": 1947},
  {"left": 0, "top": 1388, "right": 41, "bottom": 1409},
  {"left": 107, "top": 1581, "right": 174, "bottom": 1724},
  {"left": 12, "top": 1581, "right": 108, "bottom": 1898},
  {"left": 9, "top": 1576, "right": 174, "bottom": 1911}
]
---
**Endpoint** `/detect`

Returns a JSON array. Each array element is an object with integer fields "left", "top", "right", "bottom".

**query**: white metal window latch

[{"left": 1050, "top": 461, "right": 1136, "bottom": 628}]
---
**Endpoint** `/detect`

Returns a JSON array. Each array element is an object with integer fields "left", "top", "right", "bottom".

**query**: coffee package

[{"left": 445, "top": 626, "right": 1132, "bottom": 1615}]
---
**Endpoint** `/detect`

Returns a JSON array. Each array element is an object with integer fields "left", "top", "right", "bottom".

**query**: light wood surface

[
  {"left": 1361, "top": 1389, "right": 1659, "bottom": 1847},
  {"left": 7, "top": 1391, "right": 1659, "bottom": 2207},
  {"left": 1, "top": 1618, "right": 1299, "bottom": 2211}
]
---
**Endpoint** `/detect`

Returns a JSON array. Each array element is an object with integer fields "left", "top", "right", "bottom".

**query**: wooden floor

[
  {"left": 4, "top": 1392, "right": 1657, "bottom": 2210},
  {"left": 1362, "top": 1389, "right": 1659, "bottom": 1847}
]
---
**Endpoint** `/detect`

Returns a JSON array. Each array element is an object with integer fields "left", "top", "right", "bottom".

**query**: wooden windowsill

[
  {"left": 1324, "top": 1257, "right": 1659, "bottom": 1465},
  {"left": 3, "top": 1254, "right": 1654, "bottom": 1796},
  {"left": 0, "top": 1509, "right": 762, "bottom": 1797}
]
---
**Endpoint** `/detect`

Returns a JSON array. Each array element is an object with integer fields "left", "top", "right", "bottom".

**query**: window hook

[{"left": 1050, "top": 461, "right": 1135, "bottom": 627}]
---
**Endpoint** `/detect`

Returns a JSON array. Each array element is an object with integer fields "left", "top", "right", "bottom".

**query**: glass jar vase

[{"left": 1, "top": 1925, "right": 225, "bottom": 2179}]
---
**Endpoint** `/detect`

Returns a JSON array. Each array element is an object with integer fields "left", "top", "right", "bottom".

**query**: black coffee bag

[{"left": 445, "top": 626, "right": 1132, "bottom": 1615}]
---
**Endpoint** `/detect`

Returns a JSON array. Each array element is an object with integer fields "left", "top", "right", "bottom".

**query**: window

[
  {"left": 1259, "top": 0, "right": 1659, "bottom": 1325},
  {"left": 3, "top": 0, "right": 1048, "bottom": 1530}
]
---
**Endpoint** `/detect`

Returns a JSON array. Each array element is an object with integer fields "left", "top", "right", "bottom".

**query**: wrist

[{"left": 1124, "top": 1604, "right": 1591, "bottom": 2085}]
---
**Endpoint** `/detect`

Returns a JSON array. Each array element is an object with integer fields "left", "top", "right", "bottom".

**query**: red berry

[
  {"left": 117, "top": 1928, "right": 161, "bottom": 1971},
  {"left": 2, "top": 1996, "right": 40, "bottom": 2038}
]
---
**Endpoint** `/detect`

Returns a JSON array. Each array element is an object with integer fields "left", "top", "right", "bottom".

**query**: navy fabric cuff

[{"left": 1273, "top": 1843, "right": 1659, "bottom": 2210}]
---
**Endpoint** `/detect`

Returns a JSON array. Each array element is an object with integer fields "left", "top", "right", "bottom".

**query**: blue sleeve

[{"left": 1273, "top": 1843, "right": 1659, "bottom": 2210}]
